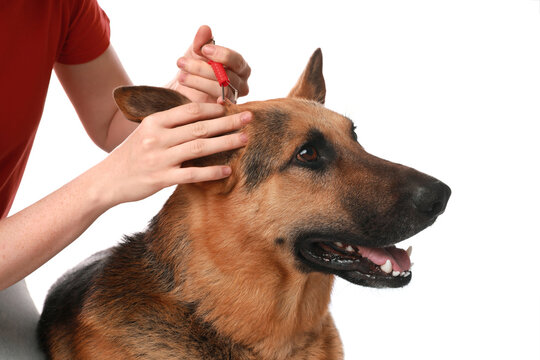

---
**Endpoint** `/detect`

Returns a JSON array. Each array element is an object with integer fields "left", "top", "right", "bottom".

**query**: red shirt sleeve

[{"left": 57, "top": 0, "right": 111, "bottom": 64}]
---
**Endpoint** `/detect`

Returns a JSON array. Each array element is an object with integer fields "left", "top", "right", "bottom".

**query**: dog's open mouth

[{"left": 296, "top": 239, "right": 413, "bottom": 288}]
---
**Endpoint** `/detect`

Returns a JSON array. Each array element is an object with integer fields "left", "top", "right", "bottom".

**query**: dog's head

[{"left": 114, "top": 49, "right": 450, "bottom": 289}]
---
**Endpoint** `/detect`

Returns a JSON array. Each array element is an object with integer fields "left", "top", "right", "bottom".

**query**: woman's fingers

[
  {"left": 168, "top": 132, "right": 249, "bottom": 165},
  {"left": 190, "top": 25, "right": 213, "bottom": 58},
  {"left": 163, "top": 111, "right": 252, "bottom": 147},
  {"left": 177, "top": 57, "right": 215, "bottom": 81},
  {"left": 201, "top": 44, "right": 251, "bottom": 79},
  {"left": 177, "top": 70, "right": 222, "bottom": 100},
  {"left": 140, "top": 105, "right": 251, "bottom": 166},
  {"left": 177, "top": 58, "right": 249, "bottom": 98},
  {"left": 172, "top": 25, "right": 251, "bottom": 103},
  {"left": 166, "top": 165, "right": 232, "bottom": 185},
  {"left": 153, "top": 102, "right": 225, "bottom": 128}
]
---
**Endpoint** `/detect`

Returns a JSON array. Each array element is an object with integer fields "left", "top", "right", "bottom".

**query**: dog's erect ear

[
  {"left": 113, "top": 86, "right": 191, "bottom": 122},
  {"left": 288, "top": 48, "right": 326, "bottom": 104}
]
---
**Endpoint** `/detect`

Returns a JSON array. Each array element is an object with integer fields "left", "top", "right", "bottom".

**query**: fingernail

[
  {"left": 178, "top": 58, "right": 186, "bottom": 69},
  {"left": 202, "top": 44, "right": 216, "bottom": 55},
  {"left": 239, "top": 132, "right": 249, "bottom": 144},
  {"left": 240, "top": 112, "right": 252, "bottom": 125},
  {"left": 222, "top": 166, "right": 232, "bottom": 176}
]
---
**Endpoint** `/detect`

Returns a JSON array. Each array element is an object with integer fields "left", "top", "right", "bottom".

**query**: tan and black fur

[{"left": 38, "top": 49, "right": 450, "bottom": 359}]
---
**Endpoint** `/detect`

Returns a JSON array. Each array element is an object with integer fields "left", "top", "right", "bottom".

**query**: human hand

[
  {"left": 168, "top": 25, "right": 251, "bottom": 103},
  {"left": 93, "top": 103, "right": 251, "bottom": 207}
]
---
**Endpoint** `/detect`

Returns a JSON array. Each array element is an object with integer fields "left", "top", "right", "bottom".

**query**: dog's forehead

[{"left": 237, "top": 98, "right": 352, "bottom": 140}]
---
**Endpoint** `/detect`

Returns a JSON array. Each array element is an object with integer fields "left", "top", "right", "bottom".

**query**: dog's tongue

[{"left": 356, "top": 245, "right": 411, "bottom": 272}]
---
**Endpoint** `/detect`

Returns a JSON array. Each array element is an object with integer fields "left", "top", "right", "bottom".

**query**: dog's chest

[{"left": 170, "top": 303, "right": 343, "bottom": 360}]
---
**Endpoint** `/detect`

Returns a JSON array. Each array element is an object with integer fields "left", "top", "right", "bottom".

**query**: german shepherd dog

[{"left": 38, "top": 49, "right": 450, "bottom": 359}]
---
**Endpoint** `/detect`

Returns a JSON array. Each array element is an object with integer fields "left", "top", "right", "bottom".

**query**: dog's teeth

[
  {"left": 404, "top": 271, "right": 411, "bottom": 277},
  {"left": 380, "top": 260, "right": 392, "bottom": 274},
  {"left": 336, "top": 242, "right": 344, "bottom": 248},
  {"left": 406, "top": 246, "right": 413, "bottom": 257},
  {"left": 392, "top": 271, "right": 400, "bottom": 277},
  {"left": 346, "top": 245, "right": 354, "bottom": 253}
]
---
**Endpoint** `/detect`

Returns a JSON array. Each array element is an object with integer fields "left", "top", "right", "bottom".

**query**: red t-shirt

[{"left": 0, "top": 0, "right": 110, "bottom": 219}]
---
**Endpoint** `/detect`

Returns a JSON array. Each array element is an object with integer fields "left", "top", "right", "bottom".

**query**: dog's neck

[{"left": 147, "top": 186, "right": 335, "bottom": 359}]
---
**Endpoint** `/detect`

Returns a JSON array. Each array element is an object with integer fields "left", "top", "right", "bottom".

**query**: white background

[{"left": 9, "top": 0, "right": 540, "bottom": 359}]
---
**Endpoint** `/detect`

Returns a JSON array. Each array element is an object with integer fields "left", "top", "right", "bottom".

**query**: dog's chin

[{"left": 294, "top": 237, "right": 413, "bottom": 288}]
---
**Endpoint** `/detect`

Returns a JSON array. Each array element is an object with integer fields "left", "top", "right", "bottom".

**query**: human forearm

[{"left": 0, "top": 165, "right": 112, "bottom": 290}]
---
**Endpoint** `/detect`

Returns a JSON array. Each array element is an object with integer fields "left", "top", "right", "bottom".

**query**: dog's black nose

[{"left": 411, "top": 181, "right": 451, "bottom": 218}]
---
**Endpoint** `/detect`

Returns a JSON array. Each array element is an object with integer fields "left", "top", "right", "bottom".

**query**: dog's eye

[{"left": 296, "top": 145, "right": 319, "bottom": 163}]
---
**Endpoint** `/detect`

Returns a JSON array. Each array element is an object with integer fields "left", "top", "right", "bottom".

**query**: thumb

[{"left": 192, "top": 25, "right": 213, "bottom": 57}]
